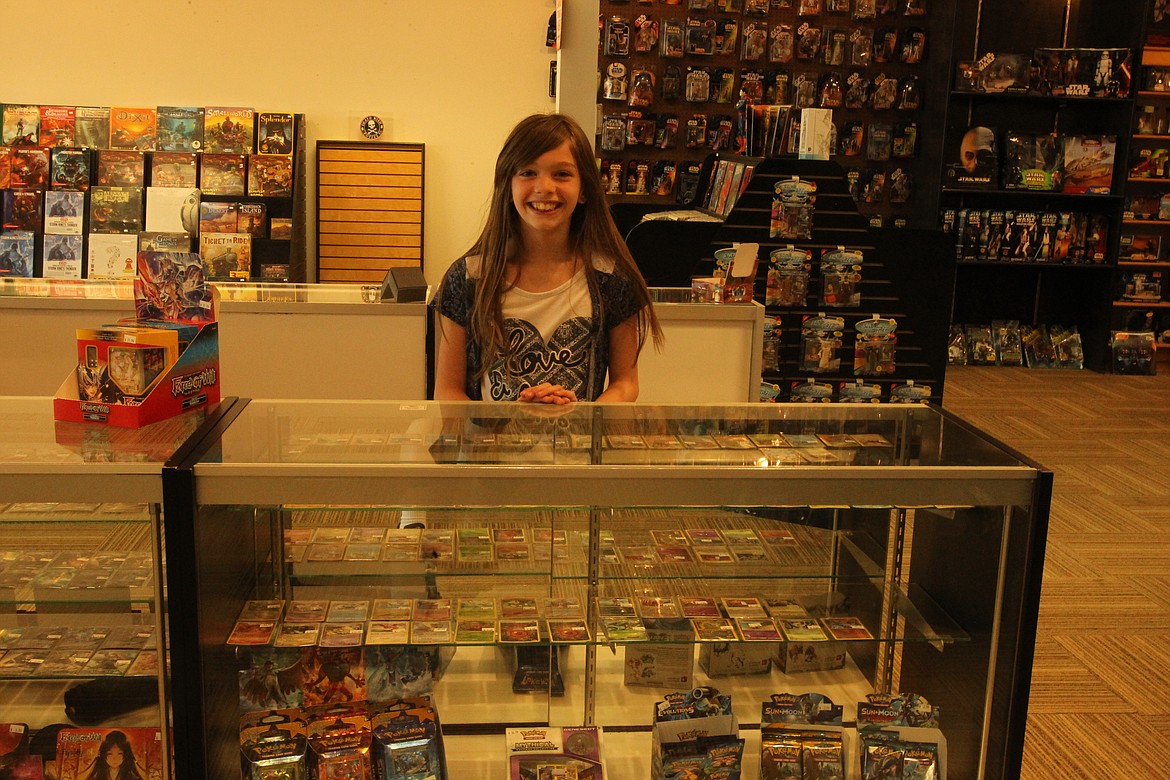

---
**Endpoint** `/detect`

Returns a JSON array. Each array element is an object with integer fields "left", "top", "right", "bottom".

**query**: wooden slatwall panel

[{"left": 316, "top": 142, "right": 424, "bottom": 283}]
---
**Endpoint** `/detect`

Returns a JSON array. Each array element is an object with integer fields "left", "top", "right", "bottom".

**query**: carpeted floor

[{"left": 942, "top": 366, "right": 1170, "bottom": 778}]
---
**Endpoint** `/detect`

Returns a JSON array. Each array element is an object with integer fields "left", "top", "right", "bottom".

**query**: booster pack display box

[
  {"left": 54, "top": 250, "right": 220, "bottom": 428},
  {"left": 56, "top": 727, "right": 164, "bottom": 780},
  {"left": 506, "top": 726, "right": 605, "bottom": 780}
]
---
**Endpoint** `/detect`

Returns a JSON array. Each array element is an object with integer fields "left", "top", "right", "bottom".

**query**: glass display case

[
  {"left": 0, "top": 397, "right": 220, "bottom": 778},
  {"left": 170, "top": 399, "right": 1051, "bottom": 780}
]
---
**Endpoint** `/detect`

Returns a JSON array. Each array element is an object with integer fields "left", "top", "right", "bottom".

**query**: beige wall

[{"left": 7, "top": 0, "right": 587, "bottom": 285}]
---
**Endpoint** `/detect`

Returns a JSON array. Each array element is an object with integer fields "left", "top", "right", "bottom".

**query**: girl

[
  {"left": 85, "top": 730, "right": 145, "bottom": 780},
  {"left": 432, "top": 113, "right": 663, "bottom": 404}
]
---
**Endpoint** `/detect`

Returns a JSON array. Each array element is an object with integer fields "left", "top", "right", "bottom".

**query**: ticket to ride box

[{"left": 54, "top": 321, "right": 220, "bottom": 428}]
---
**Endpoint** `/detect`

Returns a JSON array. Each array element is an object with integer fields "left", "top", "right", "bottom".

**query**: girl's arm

[
  {"left": 596, "top": 315, "right": 641, "bottom": 402},
  {"left": 433, "top": 315, "right": 472, "bottom": 401}
]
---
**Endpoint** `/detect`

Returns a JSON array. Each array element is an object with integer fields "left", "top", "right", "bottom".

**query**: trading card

[
  {"left": 779, "top": 618, "right": 830, "bottom": 641},
  {"left": 696, "top": 547, "right": 735, "bottom": 564},
  {"left": 500, "top": 598, "right": 540, "bottom": 619},
  {"left": 458, "top": 545, "right": 495, "bottom": 563},
  {"left": 318, "top": 622, "right": 364, "bottom": 647},
  {"left": 543, "top": 597, "right": 584, "bottom": 619},
  {"left": 721, "top": 529, "right": 761, "bottom": 546},
  {"left": 419, "top": 539, "right": 453, "bottom": 561},
  {"left": 722, "top": 597, "right": 768, "bottom": 619},
  {"left": 644, "top": 434, "right": 684, "bottom": 449},
  {"left": 600, "top": 616, "right": 648, "bottom": 642},
  {"left": 0, "top": 650, "right": 45, "bottom": 675},
  {"left": 343, "top": 543, "right": 382, "bottom": 561},
  {"left": 821, "top": 616, "right": 874, "bottom": 640},
  {"left": 679, "top": 596, "right": 722, "bottom": 618},
  {"left": 384, "top": 528, "right": 422, "bottom": 545},
  {"left": 618, "top": 546, "right": 659, "bottom": 565},
  {"left": 686, "top": 528, "right": 723, "bottom": 545},
  {"left": 370, "top": 598, "right": 415, "bottom": 621},
  {"left": 284, "top": 527, "right": 313, "bottom": 545},
  {"left": 34, "top": 649, "right": 93, "bottom": 676},
  {"left": 284, "top": 545, "right": 307, "bottom": 563},
  {"left": 851, "top": 433, "right": 894, "bottom": 447},
  {"left": 364, "top": 620, "right": 410, "bottom": 645},
  {"left": 595, "top": 596, "right": 635, "bottom": 617},
  {"left": 692, "top": 618, "right": 739, "bottom": 642},
  {"left": 748, "top": 432, "right": 788, "bottom": 448},
  {"left": 411, "top": 599, "right": 452, "bottom": 621},
  {"left": 274, "top": 622, "right": 321, "bottom": 647},
  {"left": 101, "top": 625, "right": 155, "bottom": 649},
  {"left": 457, "top": 598, "right": 498, "bottom": 620},
  {"left": 346, "top": 526, "right": 386, "bottom": 544},
  {"left": 284, "top": 599, "right": 329, "bottom": 622},
  {"left": 306, "top": 543, "right": 345, "bottom": 562},
  {"left": 83, "top": 649, "right": 138, "bottom": 675},
  {"left": 327, "top": 600, "right": 370, "bottom": 622},
  {"left": 651, "top": 529, "right": 688, "bottom": 546},
  {"left": 493, "top": 527, "right": 527, "bottom": 543},
  {"left": 12, "top": 626, "right": 66, "bottom": 650},
  {"left": 499, "top": 620, "right": 542, "bottom": 643},
  {"left": 226, "top": 621, "right": 277, "bottom": 645},
  {"left": 678, "top": 434, "right": 720, "bottom": 449},
  {"left": 737, "top": 617, "right": 784, "bottom": 641},
  {"left": 817, "top": 433, "right": 861, "bottom": 448},
  {"left": 759, "top": 529, "right": 798, "bottom": 546},
  {"left": 455, "top": 620, "right": 497, "bottom": 644},
  {"left": 714, "top": 434, "right": 755, "bottom": 449},
  {"left": 605, "top": 434, "right": 647, "bottom": 449},
  {"left": 457, "top": 527, "right": 492, "bottom": 545},
  {"left": 238, "top": 599, "right": 285, "bottom": 621},
  {"left": 55, "top": 626, "right": 112, "bottom": 650},
  {"left": 656, "top": 545, "right": 696, "bottom": 563},
  {"left": 733, "top": 547, "right": 772, "bottom": 563},
  {"left": 126, "top": 649, "right": 159, "bottom": 677},
  {"left": 764, "top": 598, "right": 809, "bottom": 618},
  {"left": 496, "top": 542, "right": 532, "bottom": 561},
  {"left": 637, "top": 597, "right": 682, "bottom": 618},
  {"left": 383, "top": 545, "right": 419, "bottom": 562},
  {"left": 311, "top": 527, "right": 350, "bottom": 543},
  {"left": 548, "top": 619, "right": 592, "bottom": 643}
]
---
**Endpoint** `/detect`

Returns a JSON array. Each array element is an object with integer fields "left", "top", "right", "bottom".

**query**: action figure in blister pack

[{"left": 770, "top": 177, "right": 817, "bottom": 239}]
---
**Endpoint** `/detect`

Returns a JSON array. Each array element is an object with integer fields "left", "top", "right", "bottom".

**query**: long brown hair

[{"left": 443, "top": 113, "right": 663, "bottom": 383}]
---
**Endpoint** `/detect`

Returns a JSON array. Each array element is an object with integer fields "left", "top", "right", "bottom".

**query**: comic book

[
  {"left": 2, "top": 104, "right": 39, "bottom": 146},
  {"left": 156, "top": 105, "right": 204, "bottom": 152},
  {"left": 199, "top": 153, "right": 247, "bottom": 195},
  {"left": 256, "top": 111, "right": 295, "bottom": 155},
  {"left": 39, "top": 105, "right": 76, "bottom": 147},
  {"left": 0, "top": 147, "right": 9, "bottom": 188},
  {"left": 203, "top": 106, "right": 255, "bottom": 154},
  {"left": 0, "top": 232, "right": 34, "bottom": 278},
  {"left": 51, "top": 148, "right": 91, "bottom": 190},
  {"left": 55, "top": 727, "right": 163, "bottom": 780},
  {"left": 247, "top": 155, "right": 293, "bottom": 197},
  {"left": 108, "top": 106, "right": 157, "bottom": 151},
  {"left": 199, "top": 232, "right": 252, "bottom": 280},
  {"left": 96, "top": 149, "right": 145, "bottom": 187},
  {"left": 42, "top": 235, "right": 84, "bottom": 279},
  {"left": 88, "top": 186, "right": 144, "bottom": 233},
  {"left": 73, "top": 106, "right": 111, "bottom": 149}
]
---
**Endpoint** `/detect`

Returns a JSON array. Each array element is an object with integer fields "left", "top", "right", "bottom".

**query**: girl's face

[
  {"left": 510, "top": 140, "right": 583, "bottom": 241},
  {"left": 106, "top": 744, "right": 125, "bottom": 768}
]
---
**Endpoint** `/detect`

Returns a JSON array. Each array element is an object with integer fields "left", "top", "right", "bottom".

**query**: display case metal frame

[{"left": 165, "top": 398, "right": 1051, "bottom": 780}]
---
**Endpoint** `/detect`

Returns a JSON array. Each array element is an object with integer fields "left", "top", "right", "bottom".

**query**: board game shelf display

[{"left": 0, "top": 104, "right": 307, "bottom": 284}]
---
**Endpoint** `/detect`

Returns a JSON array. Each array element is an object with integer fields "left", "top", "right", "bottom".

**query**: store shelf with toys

[{"left": 687, "top": 154, "right": 952, "bottom": 403}]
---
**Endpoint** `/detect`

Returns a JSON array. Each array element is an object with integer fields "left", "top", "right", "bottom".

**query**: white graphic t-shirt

[{"left": 482, "top": 268, "right": 594, "bottom": 401}]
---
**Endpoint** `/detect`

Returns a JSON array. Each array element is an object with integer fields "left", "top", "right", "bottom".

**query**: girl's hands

[{"left": 517, "top": 382, "right": 577, "bottom": 404}]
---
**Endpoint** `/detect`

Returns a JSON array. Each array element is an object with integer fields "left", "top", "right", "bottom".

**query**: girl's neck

[{"left": 509, "top": 236, "right": 580, "bottom": 292}]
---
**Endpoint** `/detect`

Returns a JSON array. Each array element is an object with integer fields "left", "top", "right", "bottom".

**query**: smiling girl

[{"left": 432, "top": 113, "right": 662, "bottom": 404}]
